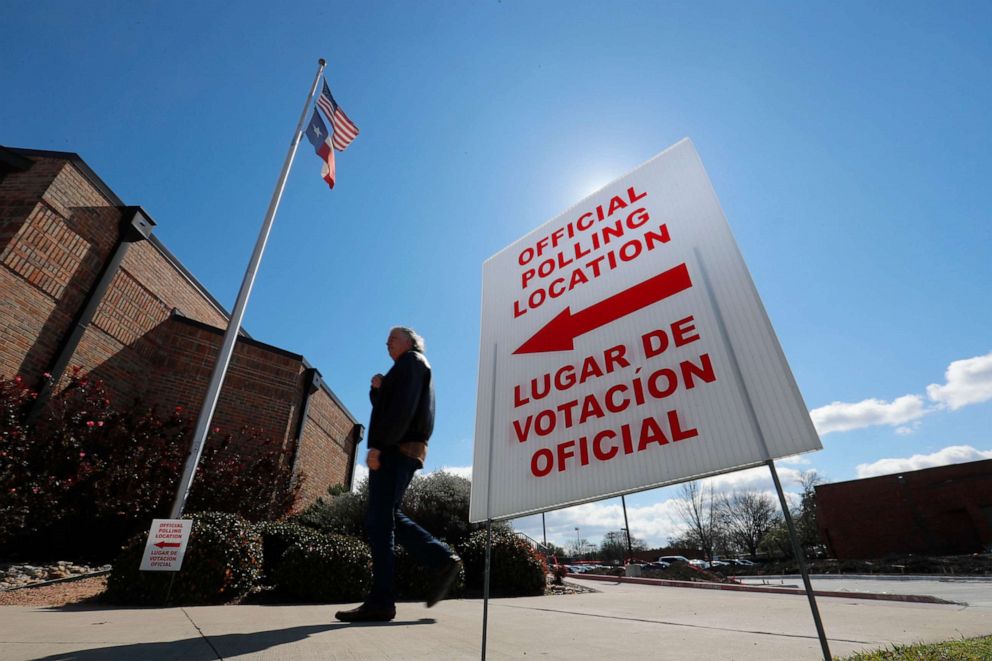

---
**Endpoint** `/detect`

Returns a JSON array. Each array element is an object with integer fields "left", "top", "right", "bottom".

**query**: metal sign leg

[
  {"left": 767, "top": 459, "right": 831, "bottom": 661},
  {"left": 481, "top": 519, "right": 493, "bottom": 661}
]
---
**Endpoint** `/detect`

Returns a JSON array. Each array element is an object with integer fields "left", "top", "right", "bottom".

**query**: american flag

[{"left": 317, "top": 78, "right": 359, "bottom": 151}]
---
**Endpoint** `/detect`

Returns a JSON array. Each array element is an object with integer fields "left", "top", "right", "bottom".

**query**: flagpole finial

[{"left": 319, "top": 58, "right": 326, "bottom": 66}]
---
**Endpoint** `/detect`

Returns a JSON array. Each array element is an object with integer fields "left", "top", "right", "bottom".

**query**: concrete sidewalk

[{"left": 0, "top": 579, "right": 989, "bottom": 660}]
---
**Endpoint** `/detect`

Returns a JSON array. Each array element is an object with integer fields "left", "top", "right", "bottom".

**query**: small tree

[{"left": 795, "top": 471, "right": 825, "bottom": 557}]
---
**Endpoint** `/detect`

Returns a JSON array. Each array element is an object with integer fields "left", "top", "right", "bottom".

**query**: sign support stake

[
  {"left": 481, "top": 344, "right": 498, "bottom": 661},
  {"left": 693, "top": 248, "right": 831, "bottom": 661},
  {"left": 481, "top": 518, "right": 493, "bottom": 661},
  {"left": 164, "top": 573, "right": 177, "bottom": 605},
  {"left": 767, "top": 458, "right": 831, "bottom": 661}
]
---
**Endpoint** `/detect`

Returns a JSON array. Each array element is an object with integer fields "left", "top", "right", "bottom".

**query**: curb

[
  {"left": 0, "top": 570, "right": 111, "bottom": 593},
  {"left": 569, "top": 573, "right": 958, "bottom": 605}
]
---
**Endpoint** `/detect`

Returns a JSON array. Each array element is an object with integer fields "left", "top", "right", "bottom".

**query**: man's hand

[
  {"left": 367, "top": 448, "right": 382, "bottom": 471},
  {"left": 371, "top": 373, "right": 384, "bottom": 389}
]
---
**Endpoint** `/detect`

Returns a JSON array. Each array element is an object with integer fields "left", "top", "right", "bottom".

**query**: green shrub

[
  {"left": 290, "top": 479, "right": 368, "bottom": 537},
  {"left": 394, "top": 545, "right": 465, "bottom": 600},
  {"left": 402, "top": 471, "right": 487, "bottom": 546},
  {"left": 459, "top": 528, "right": 547, "bottom": 597},
  {"left": 106, "top": 511, "right": 262, "bottom": 605},
  {"left": 255, "top": 521, "right": 324, "bottom": 584},
  {"left": 272, "top": 533, "right": 371, "bottom": 602}
]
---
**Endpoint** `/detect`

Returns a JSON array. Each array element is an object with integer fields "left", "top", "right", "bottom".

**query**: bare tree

[
  {"left": 718, "top": 490, "right": 780, "bottom": 557},
  {"left": 674, "top": 481, "right": 721, "bottom": 560}
]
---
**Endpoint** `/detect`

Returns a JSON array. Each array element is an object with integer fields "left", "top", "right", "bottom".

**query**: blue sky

[{"left": 3, "top": 1, "right": 990, "bottom": 550}]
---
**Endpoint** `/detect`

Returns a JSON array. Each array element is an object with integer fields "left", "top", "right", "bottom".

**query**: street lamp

[{"left": 575, "top": 527, "right": 580, "bottom": 557}]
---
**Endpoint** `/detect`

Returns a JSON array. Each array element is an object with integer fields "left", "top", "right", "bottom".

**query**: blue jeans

[{"left": 365, "top": 451, "right": 452, "bottom": 607}]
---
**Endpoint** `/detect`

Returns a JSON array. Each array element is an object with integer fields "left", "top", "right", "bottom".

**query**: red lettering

[
  {"left": 603, "top": 344, "right": 630, "bottom": 372},
  {"left": 607, "top": 195, "right": 627, "bottom": 216},
  {"left": 578, "top": 394, "right": 605, "bottom": 424},
  {"left": 534, "top": 410, "right": 556, "bottom": 436},
  {"left": 672, "top": 316, "right": 700, "bottom": 347},
  {"left": 531, "top": 449, "right": 553, "bottom": 477},
  {"left": 580, "top": 356, "right": 604, "bottom": 381},
  {"left": 669, "top": 409, "right": 699, "bottom": 441},
  {"left": 681, "top": 353, "right": 716, "bottom": 389},
  {"left": 638, "top": 416, "right": 669, "bottom": 451},
  {"left": 593, "top": 429, "right": 618, "bottom": 461},
  {"left": 513, "top": 384, "right": 529, "bottom": 408},
  {"left": 647, "top": 368, "right": 678, "bottom": 399},
  {"left": 626, "top": 207, "right": 649, "bottom": 229},
  {"left": 557, "top": 440, "right": 575, "bottom": 472},
  {"left": 641, "top": 328, "right": 670, "bottom": 358},
  {"left": 513, "top": 416, "right": 532, "bottom": 442}
]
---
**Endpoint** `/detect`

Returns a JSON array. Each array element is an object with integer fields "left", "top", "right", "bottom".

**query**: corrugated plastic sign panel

[{"left": 470, "top": 139, "right": 821, "bottom": 522}]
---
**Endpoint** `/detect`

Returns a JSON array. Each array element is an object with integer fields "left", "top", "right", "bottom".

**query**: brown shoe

[
  {"left": 426, "top": 554, "right": 462, "bottom": 608},
  {"left": 335, "top": 603, "right": 396, "bottom": 622}
]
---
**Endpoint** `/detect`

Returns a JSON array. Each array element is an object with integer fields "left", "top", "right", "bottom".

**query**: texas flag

[{"left": 305, "top": 109, "right": 335, "bottom": 189}]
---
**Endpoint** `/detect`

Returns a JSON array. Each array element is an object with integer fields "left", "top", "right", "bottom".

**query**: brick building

[
  {"left": 816, "top": 459, "right": 992, "bottom": 559},
  {"left": 0, "top": 145, "right": 361, "bottom": 510}
]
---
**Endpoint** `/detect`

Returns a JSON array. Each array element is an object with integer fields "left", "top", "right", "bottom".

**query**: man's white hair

[{"left": 391, "top": 326, "right": 425, "bottom": 352}]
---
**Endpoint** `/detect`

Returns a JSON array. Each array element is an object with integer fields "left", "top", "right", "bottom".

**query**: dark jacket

[{"left": 367, "top": 349, "right": 434, "bottom": 452}]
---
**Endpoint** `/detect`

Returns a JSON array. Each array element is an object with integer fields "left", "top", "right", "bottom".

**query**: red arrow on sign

[
  {"left": 154, "top": 541, "right": 181, "bottom": 549},
  {"left": 513, "top": 262, "right": 693, "bottom": 355}
]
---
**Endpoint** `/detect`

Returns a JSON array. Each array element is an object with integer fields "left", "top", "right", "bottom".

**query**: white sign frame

[{"left": 470, "top": 138, "right": 821, "bottom": 522}]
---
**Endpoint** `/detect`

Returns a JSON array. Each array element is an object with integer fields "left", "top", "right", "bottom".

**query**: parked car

[
  {"left": 688, "top": 559, "right": 710, "bottom": 569},
  {"left": 657, "top": 555, "right": 690, "bottom": 564},
  {"left": 708, "top": 560, "right": 730, "bottom": 568},
  {"left": 645, "top": 561, "right": 670, "bottom": 569}
]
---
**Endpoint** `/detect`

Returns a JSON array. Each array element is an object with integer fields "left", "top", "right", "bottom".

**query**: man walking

[{"left": 336, "top": 326, "right": 462, "bottom": 622}]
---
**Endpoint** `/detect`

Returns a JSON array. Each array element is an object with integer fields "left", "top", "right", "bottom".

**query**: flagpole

[{"left": 169, "top": 58, "right": 327, "bottom": 519}]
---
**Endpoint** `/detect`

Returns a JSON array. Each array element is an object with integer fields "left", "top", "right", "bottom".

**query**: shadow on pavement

[{"left": 30, "top": 619, "right": 436, "bottom": 660}]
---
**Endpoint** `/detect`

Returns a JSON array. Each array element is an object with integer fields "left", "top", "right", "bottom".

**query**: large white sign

[
  {"left": 470, "top": 138, "right": 821, "bottom": 522},
  {"left": 140, "top": 519, "right": 192, "bottom": 571}
]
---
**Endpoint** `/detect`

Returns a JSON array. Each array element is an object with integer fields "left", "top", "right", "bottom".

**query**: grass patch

[{"left": 841, "top": 634, "right": 992, "bottom": 660}]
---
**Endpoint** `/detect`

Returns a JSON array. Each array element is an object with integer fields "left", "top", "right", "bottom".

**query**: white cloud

[
  {"left": 926, "top": 351, "right": 992, "bottom": 411},
  {"left": 855, "top": 445, "right": 992, "bottom": 479},
  {"left": 894, "top": 420, "right": 922, "bottom": 435},
  {"left": 508, "top": 464, "right": 818, "bottom": 550},
  {"left": 351, "top": 463, "right": 368, "bottom": 490},
  {"left": 513, "top": 499, "right": 687, "bottom": 551},
  {"left": 701, "top": 465, "right": 807, "bottom": 492},
  {"left": 431, "top": 465, "right": 472, "bottom": 479},
  {"left": 809, "top": 394, "right": 928, "bottom": 435}
]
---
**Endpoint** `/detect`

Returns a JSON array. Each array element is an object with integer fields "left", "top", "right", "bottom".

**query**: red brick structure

[
  {"left": 816, "top": 459, "right": 992, "bottom": 559},
  {"left": 0, "top": 146, "right": 360, "bottom": 510}
]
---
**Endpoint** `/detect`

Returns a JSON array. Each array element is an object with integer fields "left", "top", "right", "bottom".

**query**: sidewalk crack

[{"left": 181, "top": 607, "right": 224, "bottom": 660}]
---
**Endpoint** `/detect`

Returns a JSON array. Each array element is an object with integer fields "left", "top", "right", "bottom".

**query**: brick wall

[
  {"left": 295, "top": 386, "right": 359, "bottom": 507},
  {"left": 816, "top": 459, "right": 992, "bottom": 559},
  {"left": 0, "top": 158, "right": 119, "bottom": 381},
  {"left": 0, "top": 148, "right": 358, "bottom": 507}
]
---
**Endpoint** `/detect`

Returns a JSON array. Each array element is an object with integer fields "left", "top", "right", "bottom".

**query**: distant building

[
  {"left": 0, "top": 146, "right": 361, "bottom": 509},
  {"left": 816, "top": 459, "right": 992, "bottom": 559}
]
